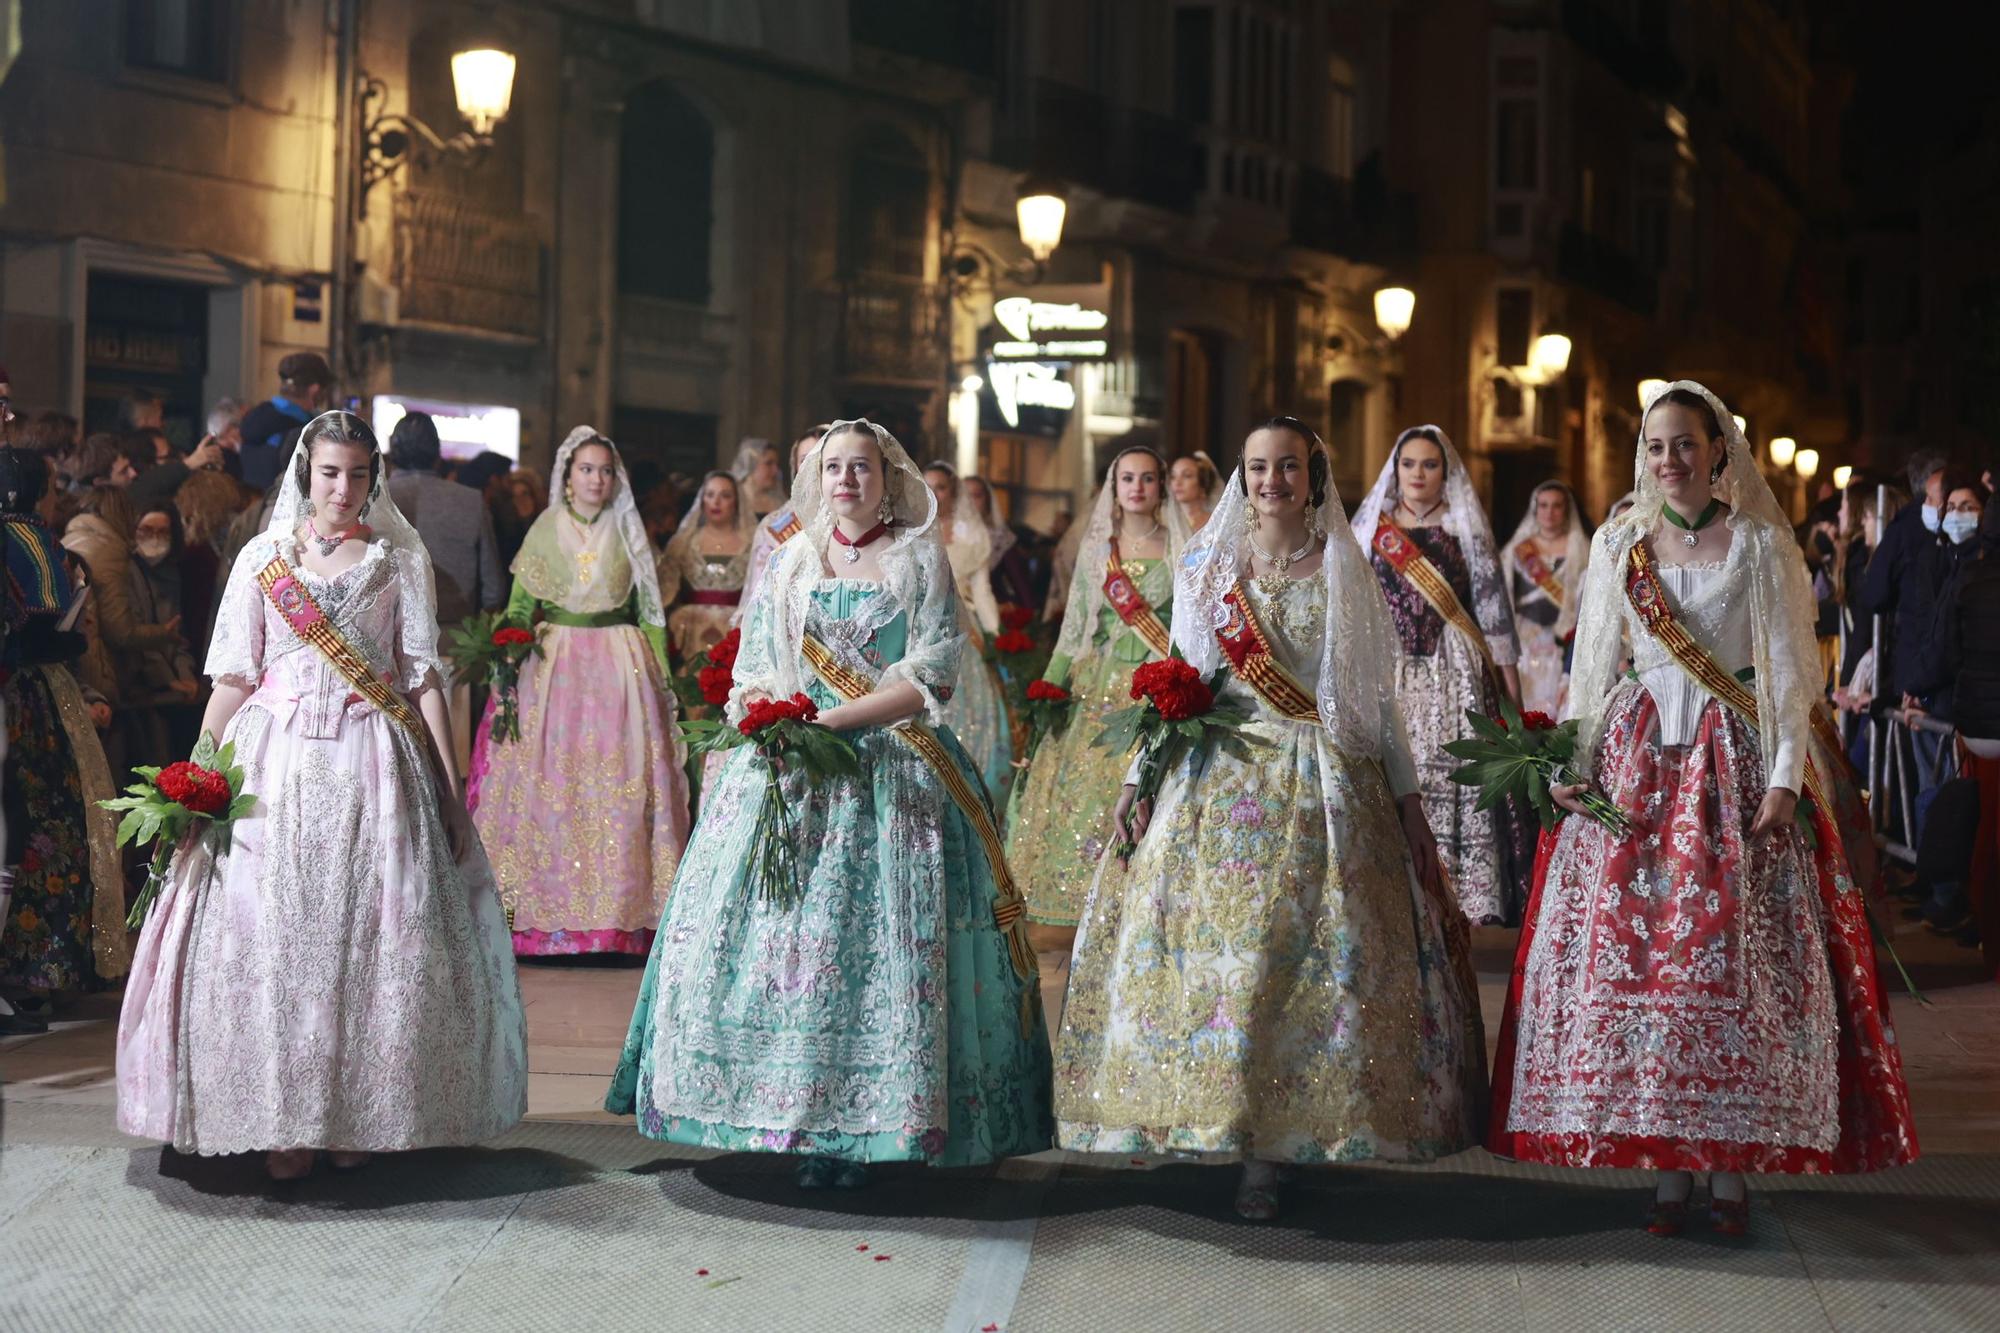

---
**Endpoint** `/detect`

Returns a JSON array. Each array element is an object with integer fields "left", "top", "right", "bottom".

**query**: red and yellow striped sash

[
  {"left": 1623, "top": 540, "right": 1829, "bottom": 809},
  {"left": 257, "top": 556, "right": 426, "bottom": 743},
  {"left": 1372, "top": 520, "right": 1497, "bottom": 670},
  {"left": 1513, "top": 539, "right": 1566, "bottom": 607},
  {"left": 1214, "top": 582, "right": 1320, "bottom": 723},
  {"left": 1102, "top": 540, "right": 1172, "bottom": 658},
  {"left": 798, "top": 634, "right": 1040, "bottom": 1015}
]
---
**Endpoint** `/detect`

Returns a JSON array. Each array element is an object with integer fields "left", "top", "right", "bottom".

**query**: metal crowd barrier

[{"left": 1872, "top": 707, "right": 1960, "bottom": 866}]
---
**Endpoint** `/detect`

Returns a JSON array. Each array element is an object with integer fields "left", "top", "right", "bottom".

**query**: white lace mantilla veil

[
  {"left": 964, "top": 476, "right": 1018, "bottom": 559},
  {"left": 212, "top": 410, "right": 446, "bottom": 688},
  {"left": 1505, "top": 480, "right": 1592, "bottom": 639},
  {"left": 1053, "top": 446, "right": 1194, "bottom": 663},
  {"left": 514, "top": 426, "right": 666, "bottom": 628},
  {"left": 1349, "top": 424, "right": 1517, "bottom": 661},
  {"left": 1565, "top": 379, "right": 1818, "bottom": 787},
  {"left": 727, "top": 418, "right": 960, "bottom": 726},
  {"left": 1177, "top": 433, "right": 1404, "bottom": 761}
]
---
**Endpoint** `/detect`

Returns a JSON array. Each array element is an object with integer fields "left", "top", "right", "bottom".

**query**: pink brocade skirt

[
  {"left": 1488, "top": 682, "right": 1919, "bottom": 1173},
  {"left": 467, "top": 622, "right": 690, "bottom": 956}
]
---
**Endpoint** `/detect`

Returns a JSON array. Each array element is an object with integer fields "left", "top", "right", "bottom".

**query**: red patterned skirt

[{"left": 1488, "top": 682, "right": 1918, "bottom": 1173}]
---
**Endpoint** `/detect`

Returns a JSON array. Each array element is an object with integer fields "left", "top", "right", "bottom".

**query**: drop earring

[
  {"left": 1303, "top": 499, "right": 1319, "bottom": 535},
  {"left": 304, "top": 499, "right": 318, "bottom": 518},
  {"left": 879, "top": 494, "right": 895, "bottom": 526}
]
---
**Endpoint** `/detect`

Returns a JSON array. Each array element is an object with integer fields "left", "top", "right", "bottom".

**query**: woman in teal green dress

[
  {"left": 1004, "top": 445, "right": 1192, "bottom": 958},
  {"left": 607, "top": 419, "right": 1053, "bottom": 1187}
]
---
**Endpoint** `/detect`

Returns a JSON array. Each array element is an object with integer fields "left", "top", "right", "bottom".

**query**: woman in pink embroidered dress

[{"left": 116, "top": 412, "right": 528, "bottom": 1181}]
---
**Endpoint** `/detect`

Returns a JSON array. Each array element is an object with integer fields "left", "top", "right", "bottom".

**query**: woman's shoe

[
  {"left": 327, "top": 1152, "right": 373, "bottom": 1173},
  {"left": 1644, "top": 1199, "right": 1688, "bottom": 1237},
  {"left": 831, "top": 1161, "right": 870, "bottom": 1190},
  {"left": 794, "top": 1155, "right": 838, "bottom": 1190},
  {"left": 265, "top": 1149, "right": 316, "bottom": 1181},
  {"left": 1709, "top": 1197, "right": 1750, "bottom": 1237},
  {"left": 1234, "top": 1162, "right": 1282, "bottom": 1221}
]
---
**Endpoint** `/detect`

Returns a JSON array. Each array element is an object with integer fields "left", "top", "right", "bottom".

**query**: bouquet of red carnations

[
  {"left": 681, "top": 691, "right": 861, "bottom": 907},
  {"left": 1092, "top": 656, "right": 1254, "bottom": 861},
  {"left": 1020, "top": 678, "right": 1073, "bottom": 759},
  {"left": 443, "top": 610, "right": 542, "bottom": 742},
  {"left": 1443, "top": 700, "right": 1628, "bottom": 834},
  {"left": 100, "top": 731, "right": 254, "bottom": 928},
  {"left": 696, "top": 628, "right": 740, "bottom": 709}
]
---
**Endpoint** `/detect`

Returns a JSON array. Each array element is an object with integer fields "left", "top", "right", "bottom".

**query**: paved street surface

[{"left": 4, "top": 931, "right": 1998, "bottom": 1332}]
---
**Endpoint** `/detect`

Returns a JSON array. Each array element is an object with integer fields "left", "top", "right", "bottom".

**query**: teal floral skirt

[{"left": 607, "top": 719, "right": 1053, "bottom": 1165}]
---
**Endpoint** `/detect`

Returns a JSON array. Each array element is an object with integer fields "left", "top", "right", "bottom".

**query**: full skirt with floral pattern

[
  {"left": 605, "top": 711, "right": 1053, "bottom": 1167},
  {"left": 1488, "top": 682, "right": 1919, "bottom": 1173},
  {"left": 1053, "top": 691, "right": 1488, "bottom": 1163},
  {"left": 116, "top": 697, "right": 529, "bottom": 1155}
]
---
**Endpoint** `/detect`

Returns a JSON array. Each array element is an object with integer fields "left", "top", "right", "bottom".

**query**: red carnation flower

[
  {"left": 992, "top": 630, "right": 1035, "bottom": 655},
  {"left": 156, "top": 761, "right": 230, "bottom": 817},
  {"left": 1521, "top": 710, "right": 1557, "bottom": 731},
  {"left": 697, "top": 665, "right": 734, "bottom": 707},
  {"left": 1129, "top": 657, "right": 1200, "bottom": 702},
  {"left": 707, "top": 629, "right": 741, "bottom": 671},
  {"left": 492, "top": 626, "right": 535, "bottom": 649},
  {"left": 1000, "top": 605, "right": 1034, "bottom": 631},
  {"left": 1025, "top": 680, "right": 1070, "bottom": 702},
  {"left": 739, "top": 692, "right": 819, "bottom": 736},
  {"left": 1149, "top": 676, "right": 1213, "bottom": 721}
]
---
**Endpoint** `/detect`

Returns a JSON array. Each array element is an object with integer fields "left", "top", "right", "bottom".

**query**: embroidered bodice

[
  {"left": 1626, "top": 557, "right": 1801, "bottom": 790},
  {"left": 801, "top": 582, "right": 910, "bottom": 713},
  {"left": 662, "top": 537, "right": 749, "bottom": 596},
  {"left": 206, "top": 538, "right": 445, "bottom": 741},
  {"left": 1373, "top": 525, "right": 1518, "bottom": 663}
]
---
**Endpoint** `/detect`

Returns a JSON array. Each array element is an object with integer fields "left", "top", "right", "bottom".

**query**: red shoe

[
  {"left": 1709, "top": 1198, "right": 1750, "bottom": 1237},
  {"left": 1644, "top": 1199, "right": 1688, "bottom": 1237}
]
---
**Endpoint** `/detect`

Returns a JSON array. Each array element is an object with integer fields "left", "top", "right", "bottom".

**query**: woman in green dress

[
  {"left": 607, "top": 419, "right": 1052, "bottom": 1187},
  {"left": 1006, "top": 445, "right": 1191, "bottom": 963}
]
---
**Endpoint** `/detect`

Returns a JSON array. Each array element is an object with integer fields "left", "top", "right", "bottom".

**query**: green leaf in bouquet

[
  {"left": 133, "top": 808, "right": 164, "bottom": 847},
  {"left": 133, "top": 765, "right": 163, "bottom": 781},
  {"left": 1527, "top": 781, "right": 1558, "bottom": 831},
  {"left": 113, "top": 807, "right": 149, "bottom": 846},
  {"left": 191, "top": 732, "right": 219, "bottom": 767},
  {"left": 1464, "top": 709, "right": 1512, "bottom": 744},
  {"left": 227, "top": 792, "right": 258, "bottom": 821},
  {"left": 1442, "top": 736, "right": 1509, "bottom": 763},
  {"left": 1092, "top": 705, "right": 1148, "bottom": 755}
]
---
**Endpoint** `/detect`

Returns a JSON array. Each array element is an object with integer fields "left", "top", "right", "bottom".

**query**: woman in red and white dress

[{"left": 1489, "top": 381, "right": 1918, "bottom": 1236}]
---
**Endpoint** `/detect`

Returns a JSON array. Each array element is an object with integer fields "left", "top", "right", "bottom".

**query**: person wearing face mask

[
  {"left": 1893, "top": 472, "right": 1990, "bottom": 941},
  {"left": 121, "top": 504, "right": 202, "bottom": 770}
]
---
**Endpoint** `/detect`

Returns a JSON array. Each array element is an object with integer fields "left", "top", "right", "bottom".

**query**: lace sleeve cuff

[{"left": 879, "top": 658, "right": 953, "bottom": 728}]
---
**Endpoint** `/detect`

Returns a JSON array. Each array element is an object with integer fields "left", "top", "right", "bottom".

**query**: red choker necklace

[{"left": 831, "top": 520, "right": 890, "bottom": 564}]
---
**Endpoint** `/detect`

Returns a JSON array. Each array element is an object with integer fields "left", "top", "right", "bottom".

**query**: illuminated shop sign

[
  {"left": 989, "top": 296, "right": 1110, "bottom": 362},
  {"left": 372, "top": 395, "right": 522, "bottom": 461}
]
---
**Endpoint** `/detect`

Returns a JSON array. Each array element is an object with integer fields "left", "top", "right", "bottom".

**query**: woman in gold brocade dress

[
  {"left": 1004, "top": 445, "right": 1191, "bottom": 963},
  {"left": 1054, "top": 418, "right": 1486, "bottom": 1221}
]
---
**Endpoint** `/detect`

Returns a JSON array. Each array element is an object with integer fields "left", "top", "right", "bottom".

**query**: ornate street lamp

[
  {"left": 1769, "top": 436, "right": 1798, "bottom": 468},
  {"left": 357, "top": 43, "right": 518, "bottom": 216},
  {"left": 1794, "top": 448, "right": 1820, "bottom": 480},
  {"left": 1014, "top": 179, "right": 1068, "bottom": 265},
  {"left": 1525, "top": 332, "right": 1572, "bottom": 385},
  {"left": 1638, "top": 378, "right": 1668, "bottom": 408},
  {"left": 1833, "top": 464, "right": 1853, "bottom": 489}
]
